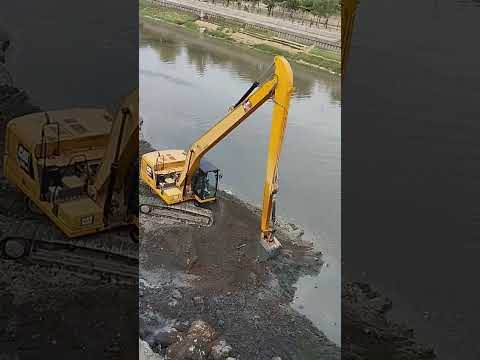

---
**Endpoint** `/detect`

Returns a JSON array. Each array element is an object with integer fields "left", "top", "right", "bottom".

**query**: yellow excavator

[
  {"left": 1, "top": 88, "right": 139, "bottom": 277},
  {"left": 141, "top": 56, "right": 293, "bottom": 253}
]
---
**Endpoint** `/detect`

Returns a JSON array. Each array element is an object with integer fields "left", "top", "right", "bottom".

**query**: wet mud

[{"left": 139, "top": 139, "right": 340, "bottom": 360}]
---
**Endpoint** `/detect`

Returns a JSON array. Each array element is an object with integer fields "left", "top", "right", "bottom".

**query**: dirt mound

[
  {"left": 342, "top": 282, "right": 437, "bottom": 360},
  {"left": 139, "top": 139, "right": 339, "bottom": 359},
  {"left": 139, "top": 136, "right": 338, "bottom": 359},
  {"left": 0, "top": 260, "right": 138, "bottom": 359}
]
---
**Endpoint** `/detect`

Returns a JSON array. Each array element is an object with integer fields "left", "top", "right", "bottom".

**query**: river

[
  {"left": 139, "top": 20, "right": 341, "bottom": 344},
  {"left": 343, "top": 0, "right": 480, "bottom": 358}
]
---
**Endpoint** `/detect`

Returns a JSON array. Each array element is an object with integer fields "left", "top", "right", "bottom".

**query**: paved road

[{"left": 152, "top": 0, "right": 340, "bottom": 45}]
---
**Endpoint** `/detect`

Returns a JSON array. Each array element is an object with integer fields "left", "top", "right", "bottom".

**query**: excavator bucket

[{"left": 260, "top": 235, "right": 282, "bottom": 256}]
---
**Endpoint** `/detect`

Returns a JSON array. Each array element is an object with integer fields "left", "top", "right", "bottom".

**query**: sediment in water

[
  {"left": 139, "top": 138, "right": 338, "bottom": 359},
  {"left": 139, "top": 138, "right": 436, "bottom": 360}
]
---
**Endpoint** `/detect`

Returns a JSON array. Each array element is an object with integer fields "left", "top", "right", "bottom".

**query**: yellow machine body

[
  {"left": 4, "top": 109, "right": 110, "bottom": 236},
  {"left": 4, "top": 89, "right": 139, "bottom": 238},
  {"left": 141, "top": 149, "right": 219, "bottom": 205}
]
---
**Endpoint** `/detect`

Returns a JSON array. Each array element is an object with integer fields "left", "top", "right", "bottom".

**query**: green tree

[
  {"left": 322, "top": 0, "right": 339, "bottom": 28},
  {"left": 285, "top": 0, "right": 300, "bottom": 21},
  {"left": 311, "top": 0, "right": 325, "bottom": 27},
  {"left": 249, "top": 0, "right": 261, "bottom": 12},
  {"left": 299, "top": 0, "right": 314, "bottom": 25},
  {"left": 264, "top": 0, "right": 277, "bottom": 16}
]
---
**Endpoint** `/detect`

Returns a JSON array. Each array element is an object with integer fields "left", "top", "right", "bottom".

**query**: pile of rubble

[
  {"left": 342, "top": 282, "right": 437, "bottom": 360},
  {"left": 0, "top": 85, "right": 41, "bottom": 122},
  {"left": 140, "top": 319, "right": 236, "bottom": 360}
]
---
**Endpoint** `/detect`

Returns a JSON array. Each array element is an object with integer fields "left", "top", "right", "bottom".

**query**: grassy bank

[
  {"left": 140, "top": 0, "right": 197, "bottom": 26},
  {"left": 139, "top": 0, "right": 340, "bottom": 74}
]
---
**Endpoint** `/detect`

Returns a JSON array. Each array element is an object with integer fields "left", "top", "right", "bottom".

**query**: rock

[
  {"left": 211, "top": 339, "right": 233, "bottom": 360},
  {"left": 193, "top": 296, "right": 204, "bottom": 305},
  {"left": 140, "top": 338, "right": 165, "bottom": 360},
  {"left": 140, "top": 326, "right": 153, "bottom": 340},
  {"left": 167, "top": 320, "right": 216, "bottom": 360},
  {"left": 290, "top": 229, "right": 304, "bottom": 239},
  {"left": 193, "top": 296, "right": 205, "bottom": 310},
  {"left": 343, "top": 282, "right": 437, "bottom": 359},
  {"left": 272, "top": 357, "right": 282, "bottom": 360},
  {"left": 288, "top": 223, "right": 298, "bottom": 230},
  {"left": 172, "top": 289, "right": 183, "bottom": 300},
  {"left": 151, "top": 327, "right": 179, "bottom": 347},
  {"left": 175, "top": 320, "right": 190, "bottom": 332}
]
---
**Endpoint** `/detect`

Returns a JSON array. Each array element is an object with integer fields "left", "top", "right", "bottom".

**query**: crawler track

[
  {"left": 0, "top": 180, "right": 138, "bottom": 283},
  {"left": 139, "top": 193, "right": 213, "bottom": 227}
]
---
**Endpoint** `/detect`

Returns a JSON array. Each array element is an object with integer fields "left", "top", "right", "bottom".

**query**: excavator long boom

[
  {"left": 176, "top": 77, "right": 276, "bottom": 188},
  {"left": 92, "top": 89, "right": 139, "bottom": 219},
  {"left": 93, "top": 89, "right": 139, "bottom": 193},
  {"left": 342, "top": 0, "right": 358, "bottom": 78},
  {"left": 177, "top": 56, "right": 293, "bottom": 252}
]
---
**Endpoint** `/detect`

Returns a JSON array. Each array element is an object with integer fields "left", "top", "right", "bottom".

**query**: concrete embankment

[
  {"left": 139, "top": 3, "right": 341, "bottom": 74},
  {"left": 146, "top": 0, "right": 340, "bottom": 50}
]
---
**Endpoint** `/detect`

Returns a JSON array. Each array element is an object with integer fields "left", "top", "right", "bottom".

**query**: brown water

[
  {"left": 344, "top": 0, "right": 480, "bottom": 358},
  {"left": 140, "top": 21, "right": 341, "bottom": 344}
]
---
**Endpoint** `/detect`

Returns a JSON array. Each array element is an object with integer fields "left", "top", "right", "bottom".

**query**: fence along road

[{"left": 148, "top": 0, "right": 341, "bottom": 50}]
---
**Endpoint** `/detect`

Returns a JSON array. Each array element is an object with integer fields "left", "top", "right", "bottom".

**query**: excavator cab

[{"left": 191, "top": 159, "right": 219, "bottom": 203}]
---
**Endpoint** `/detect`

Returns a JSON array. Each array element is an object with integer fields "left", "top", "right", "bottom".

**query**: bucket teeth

[{"left": 259, "top": 235, "right": 282, "bottom": 257}]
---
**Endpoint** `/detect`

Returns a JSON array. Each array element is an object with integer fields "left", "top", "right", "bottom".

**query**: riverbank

[
  {"left": 139, "top": 1, "right": 341, "bottom": 74},
  {"left": 138, "top": 139, "right": 437, "bottom": 360},
  {"left": 138, "top": 138, "right": 340, "bottom": 359}
]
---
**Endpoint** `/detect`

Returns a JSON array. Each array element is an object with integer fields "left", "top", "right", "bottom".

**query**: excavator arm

[
  {"left": 342, "top": 0, "right": 358, "bottom": 78},
  {"left": 92, "top": 88, "right": 139, "bottom": 223},
  {"left": 177, "top": 56, "right": 293, "bottom": 252},
  {"left": 176, "top": 78, "right": 276, "bottom": 189}
]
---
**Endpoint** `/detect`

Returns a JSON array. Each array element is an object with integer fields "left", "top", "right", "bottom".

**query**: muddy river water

[{"left": 140, "top": 21, "right": 341, "bottom": 344}]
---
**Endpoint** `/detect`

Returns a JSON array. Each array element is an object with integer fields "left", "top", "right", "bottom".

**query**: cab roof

[
  {"left": 199, "top": 158, "right": 219, "bottom": 173},
  {"left": 8, "top": 108, "right": 112, "bottom": 146}
]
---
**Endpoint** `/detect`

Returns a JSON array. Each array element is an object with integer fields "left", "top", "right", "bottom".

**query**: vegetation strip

[{"left": 140, "top": 0, "right": 340, "bottom": 74}]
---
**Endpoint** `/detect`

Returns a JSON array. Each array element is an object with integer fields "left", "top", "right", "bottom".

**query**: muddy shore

[
  {"left": 139, "top": 139, "right": 340, "bottom": 359},
  {"left": 0, "top": 262, "right": 138, "bottom": 359},
  {"left": 140, "top": 138, "right": 437, "bottom": 360}
]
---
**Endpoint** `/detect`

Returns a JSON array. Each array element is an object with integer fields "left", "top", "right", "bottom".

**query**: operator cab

[{"left": 192, "top": 159, "right": 220, "bottom": 202}]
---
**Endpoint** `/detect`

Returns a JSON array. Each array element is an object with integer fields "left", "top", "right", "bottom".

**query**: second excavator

[
  {"left": 1, "top": 85, "right": 139, "bottom": 281},
  {"left": 341, "top": 0, "right": 358, "bottom": 79},
  {"left": 141, "top": 55, "right": 293, "bottom": 254}
]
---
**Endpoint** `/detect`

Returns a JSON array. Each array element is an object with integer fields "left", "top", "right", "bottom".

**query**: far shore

[{"left": 139, "top": 1, "right": 341, "bottom": 75}]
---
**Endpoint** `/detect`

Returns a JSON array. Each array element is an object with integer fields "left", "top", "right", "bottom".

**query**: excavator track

[
  {"left": 139, "top": 193, "right": 213, "bottom": 227},
  {"left": 0, "top": 180, "right": 138, "bottom": 284}
]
